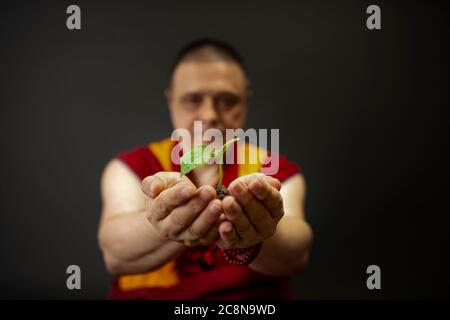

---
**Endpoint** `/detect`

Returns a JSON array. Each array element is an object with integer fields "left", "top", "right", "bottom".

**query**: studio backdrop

[{"left": 0, "top": 0, "right": 449, "bottom": 299}]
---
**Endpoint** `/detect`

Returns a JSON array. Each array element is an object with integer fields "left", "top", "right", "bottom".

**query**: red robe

[{"left": 107, "top": 138, "right": 301, "bottom": 300}]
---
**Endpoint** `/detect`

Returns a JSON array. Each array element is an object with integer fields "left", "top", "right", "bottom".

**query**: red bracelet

[
  {"left": 199, "top": 241, "right": 263, "bottom": 268},
  {"left": 220, "top": 242, "right": 262, "bottom": 266}
]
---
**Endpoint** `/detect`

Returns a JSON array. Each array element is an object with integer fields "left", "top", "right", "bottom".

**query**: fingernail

[
  {"left": 252, "top": 180, "right": 264, "bottom": 195},
  {"left": 209, "top": 201, "right": 221, "bottom": 214},
  {"left": 147, "top": 181, "right": 153, "bottom": 193},
  {"left": 180, "top": 187, "right": 194, "bottom": 200},
  {"left": 233, "top": 182, "right": 244, "bottom": 195},
  {"left": 200, "top": 188, "right": 213, "bottom": 201},
  {"left": 149, "top": 182, "right": 158, "bottom": 196}
]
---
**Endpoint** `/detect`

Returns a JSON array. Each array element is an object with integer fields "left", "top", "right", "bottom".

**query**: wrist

[{"left": 220, "top": 242, "right": 263, "bottom": 266}]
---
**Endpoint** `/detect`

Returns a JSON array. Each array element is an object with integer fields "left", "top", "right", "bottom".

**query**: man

[{"left": 98, "top": 39, "right": 313, "bottom": 299}]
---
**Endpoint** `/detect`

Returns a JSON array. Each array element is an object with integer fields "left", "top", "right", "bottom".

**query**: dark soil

[{"left": 215, "top": 185, "right": 229, "bottom": 200}]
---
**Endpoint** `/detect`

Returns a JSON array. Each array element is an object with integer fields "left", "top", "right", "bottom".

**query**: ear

[
  {"left": 164, "top": 88, "right": 171, "bottom": 101},
  {"left": 246, "top": 87, "right": 253, "bottom": 98},
  {"left": 243, "top": 87, "right": 252, "bottom": 110},
  {"left": 164, "top": 88, "right": 172, "bottom": 106}
]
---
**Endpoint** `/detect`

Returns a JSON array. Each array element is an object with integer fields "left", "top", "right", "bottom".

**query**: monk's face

[{"left": 166, "top": 60, "right": 249, "bottom": 146}]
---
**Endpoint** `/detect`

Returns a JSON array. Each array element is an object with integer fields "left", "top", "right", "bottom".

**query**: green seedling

[{"left": 180, "top": 137, "right": 240, "bottom": 196}]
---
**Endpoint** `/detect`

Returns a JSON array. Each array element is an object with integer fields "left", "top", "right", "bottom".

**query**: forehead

[{"left": 171, "top": 60, "right": 247, "bottom": 93}]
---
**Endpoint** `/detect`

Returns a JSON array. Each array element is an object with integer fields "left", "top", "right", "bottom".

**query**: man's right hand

[{"left": 142, "top": 172, "right": 223, "bottom": 247}]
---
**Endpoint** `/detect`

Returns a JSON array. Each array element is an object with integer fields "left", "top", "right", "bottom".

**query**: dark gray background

[{"left": 1, "top": 0, "right": 449, "bottom": 299}]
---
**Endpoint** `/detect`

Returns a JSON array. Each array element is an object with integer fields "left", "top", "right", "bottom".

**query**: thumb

[
  {"left": 142, "top": 172, "right": 186, "bottom": 198},
  {"left": 264, "top": 175, "right": 281, "bottom": 191}
]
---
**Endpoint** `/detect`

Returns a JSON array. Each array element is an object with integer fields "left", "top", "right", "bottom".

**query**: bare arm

[
  {"left": 248, "top": 174, "right": 313, "bottom": 276},
  {"left": 97, "top": 160, "right": 186, "bottom": 275},
  {"left": 98, "top": 160, "right": 224, "bottom": 276}
]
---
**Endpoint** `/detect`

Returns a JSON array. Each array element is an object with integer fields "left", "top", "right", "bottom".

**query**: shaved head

[{"left": 167, "top": 38, "right": 249, "bottom": 89}]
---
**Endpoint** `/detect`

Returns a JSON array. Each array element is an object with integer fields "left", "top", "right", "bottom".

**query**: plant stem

[
  {"left": 214, "top": 137, "right": 239, "bottom": 194},
  {"left": 218, "top": 162, "right": 223, "bottom": 194}
]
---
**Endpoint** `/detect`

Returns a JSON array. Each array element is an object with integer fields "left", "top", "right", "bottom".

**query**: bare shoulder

[
  {"left": 280, "top": 173, "right": 306, "bottom": 198},
  {"left": 100, "top": 159, "right": 146, "bottom": 216},
  {"left": 280, "top": 173, "right": 306, "bottom": 219}
]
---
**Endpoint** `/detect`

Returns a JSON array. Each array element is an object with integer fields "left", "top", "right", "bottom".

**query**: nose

[{"left": 199, "top": 96, "right": 219, "bottom": 127}]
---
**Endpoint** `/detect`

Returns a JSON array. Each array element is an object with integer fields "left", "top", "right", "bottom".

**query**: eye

[
  {"left": 182, "top": 93, "right": 202, "bottom": 110},
  {"left": 215, "top": 93, "right": 240, "bottom": 111}
]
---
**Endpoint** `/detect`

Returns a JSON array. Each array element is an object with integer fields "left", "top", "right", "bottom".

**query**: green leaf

[
  {"left": 180, "top": 145, "right": 214, "bottom": 176},
  {"left": 214, "top": 137, "right": 240, "bottom": 162}
]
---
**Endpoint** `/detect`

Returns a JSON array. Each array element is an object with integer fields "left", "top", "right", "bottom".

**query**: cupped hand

[
  {"left": 142, "top": 172, "right": 223, "bottom": 247},
  {"left": 216, "top": 173, "right": 284, "bottom": 249}
]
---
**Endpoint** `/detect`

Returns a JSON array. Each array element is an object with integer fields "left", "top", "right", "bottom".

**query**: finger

[
  {"left": 159, "top": 185, "right": 216, "bottom": 237},
  {"left": 198, "top": 220, "right": 221, "bottom": 246},
  {"left": 248, "top": 178, "right": 271, "bottom": 201},
  {"left": 143, "top": 172, "right": 192, "bottom": 198},
  {"left": 217, "top": 220, "right": 239, "bottom": 249},
  {"left": 181, "top": 199, "right": 222, "bottom": 241},
  {"left": 250, "top": 178, "right": 284, "bottom": 221},
  {"left": 229, "top": 180, "right": 273, "bottom": 237},
  {"left": 222, "top": 196, "right": 255, "bottom": 241},
  {"left": 233, "top": 173, "right": 281, "bottom": 191},
  {"left": 263, "top": 175, "right": 281, "bottom": 191},
  {"left": 149, "top": 181, "right": 197, "bottom": 223}
]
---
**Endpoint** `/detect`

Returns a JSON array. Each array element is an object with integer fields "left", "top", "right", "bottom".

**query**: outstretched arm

[{"left": 98, "top": 160, "right": 185, "bottom": 275}]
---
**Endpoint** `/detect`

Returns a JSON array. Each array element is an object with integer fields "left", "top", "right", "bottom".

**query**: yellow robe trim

[
  {"left": 237, "top": 142, "right": 267, "bottom": 177},
  {"left": 149, "top": 137, "right": 175, "bottom": 171},
  {"left": 118, "top": 261, "right": 179, "bottom": 291}
]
